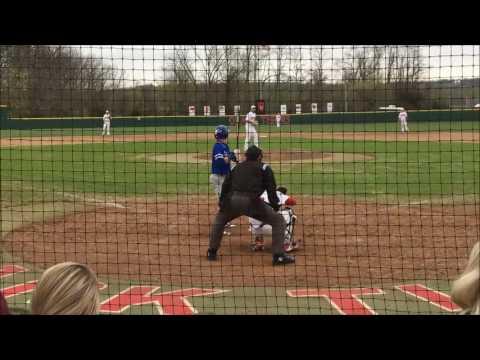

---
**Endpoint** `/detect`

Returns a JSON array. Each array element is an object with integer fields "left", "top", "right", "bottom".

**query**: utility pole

[
  {"left": 344, "top": 81, "right": 348, "bottom": 112},
  {"left": 342, "top": 66, "right": 349, "bottom": 112}
]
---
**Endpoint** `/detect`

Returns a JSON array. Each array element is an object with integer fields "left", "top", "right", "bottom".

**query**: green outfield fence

[
  {"left": 0, "top": 45, "right": 479, "bottom": 316},
  {"left": 1, "top": 109, "right": 479, "bottom": 129}
]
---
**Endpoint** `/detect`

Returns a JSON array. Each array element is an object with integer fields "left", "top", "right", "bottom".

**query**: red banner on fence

[{"left": 256, "top": 99, "right": 265, "bottom": 114}]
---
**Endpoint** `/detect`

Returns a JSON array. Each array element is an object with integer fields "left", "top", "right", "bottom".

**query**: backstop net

[{"left": 0, "top": 45, "right": 478, "bottom": 315}]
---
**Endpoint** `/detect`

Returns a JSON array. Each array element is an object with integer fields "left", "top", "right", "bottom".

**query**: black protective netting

[{"left": 0, "top": 45, "right": 479, "bottom": 315}]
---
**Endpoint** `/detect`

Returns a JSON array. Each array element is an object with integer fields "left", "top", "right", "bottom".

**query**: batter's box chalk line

[{"left": 58, "top": 192, "right": 128, "bottom": 209}]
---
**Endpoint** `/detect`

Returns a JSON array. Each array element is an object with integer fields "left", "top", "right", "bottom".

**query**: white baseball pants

[
  {"left": 244, "top": 129, "right": 259, "bottom": 151},
  {"left": 209, "top": 174, "right": 226, "bottom": 198},
  {"left": 102, "top": 122, "right": 111, "bottom": 135}
]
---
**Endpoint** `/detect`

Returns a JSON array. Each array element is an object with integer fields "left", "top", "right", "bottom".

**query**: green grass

[
  {"left": 1, "top": 138, "right": 478, "bottom": 199},
  {"left": 1, "top": 125, "right": 476, "bottom": 315},
  {"left": 1, "top": 120, "right": 479, "bottom": 138}
]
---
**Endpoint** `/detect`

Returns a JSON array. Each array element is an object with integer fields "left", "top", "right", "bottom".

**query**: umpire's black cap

[{"left": 245, "top": 145, "right": 263, "bottom": 161}]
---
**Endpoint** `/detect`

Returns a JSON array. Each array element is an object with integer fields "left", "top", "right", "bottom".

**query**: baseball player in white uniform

[
  {"left": 102, "top": 110, "right": 112, "bottom": 136},
  {"left": 244, "top": 105, "right": 259, "bottom": 151},
  {"left": 248, "top": 186, "right": 300, "bottom": 253},
  {"left": 275, "top": 113, "right": 281, "bottom": 128},
  {"left": 398, "top": 109, "right": 409, "bottom": 133}
]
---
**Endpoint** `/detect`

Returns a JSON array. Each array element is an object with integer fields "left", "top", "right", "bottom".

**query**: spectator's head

[
  {"left": 277, "top": 186, "right": 288, "bottom": 195},
  {"left": 245, "top": 145, "right": 263, "bottom": 161},
  {"left": 31, "top": 262, "right": 99, "bottom": 315},
  {"left": 451, "top": 242, "right": 480, "bottom": 315}
]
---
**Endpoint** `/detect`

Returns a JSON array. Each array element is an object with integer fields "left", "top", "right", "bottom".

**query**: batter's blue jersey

[{"left": 211, "top": 142, "right": 231, "bottom": 175}]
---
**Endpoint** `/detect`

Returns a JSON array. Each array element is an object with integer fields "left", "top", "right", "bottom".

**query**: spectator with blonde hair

[
  {"left": 451, "top": 242, "right": 480, "bottom": 315},
  {"left": 31, "top": 262, "right": 99, "bottom": 315}
]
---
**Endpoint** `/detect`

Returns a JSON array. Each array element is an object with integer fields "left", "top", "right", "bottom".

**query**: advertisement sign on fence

[
  {"left": 188, "top": 106, "right": 195, "bottom": 116},
  {"left": 204, "top": 106, "right": 211, "bottom": 116},
  {"left": 234, "top": 105, "right": 241, "bottom": 116},
  {"left": 311, "top": 103, "right": 318, "bottom": 114},
  {"left": 296, "top": 104, "right": 302, "bottom": 114},
  {"left": 327, "top": 102, "right": 333, "bottom": 112},
  {"left": 218, "top": 105, "right": 225, "bottom": 116},
  {"left": 280, "top": 104, "right": 287, "bottom": 115}
]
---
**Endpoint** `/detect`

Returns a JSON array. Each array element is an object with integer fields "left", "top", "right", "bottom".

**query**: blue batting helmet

[{"left": 214, "top": 125, "right": 229, "bottom": 139}]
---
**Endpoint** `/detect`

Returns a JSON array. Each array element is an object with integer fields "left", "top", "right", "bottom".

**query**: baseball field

[{"left": 1, "top": 120, "right": 479, "bottom": 315}]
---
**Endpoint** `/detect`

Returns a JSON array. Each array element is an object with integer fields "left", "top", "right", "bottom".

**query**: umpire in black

[{"left": 207, "top": 145, "right": 295, "bottom": 265}]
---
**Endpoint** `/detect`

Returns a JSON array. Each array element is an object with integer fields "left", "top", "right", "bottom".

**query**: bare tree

[
  {"left": 2, "top": 45, "right": 432, "bottom": 117},
  {"left": 238, "top": 46, "right": 271, "bottom": 102},
  {"left": 381, "top": 45, "right": 423, "bottom": 85},
  {"left": 270, "top": 46, "right": 288, "bottom": 109},
  {"left": 240, "top": 45, "right": 255, "bottom": 83},
  {"left": 371, "top": 46, "right": 384, "bottom": 82},
  {"left": 339, "top": 45, "right": 385, "bottom": 82},
  {"left": 273, "top": 46, "right": 287, "bottom": 83},
  {"left": 166, "top": 46, "right": 196, "bottom": 84},
  {"left": 307, "top": 47, "right": 329, "bottom": 107},
  {"left": 311, "top": 47, "right": 328, "bottom": 84},
  {"left": 222, "top": 45, "right": 242, "bottom": 112},
  {"left": 385, "top": 46, "right": 399, "bottom": 84},
  {"left": 196, "top": 46, "right": 225, "bottom": 87},
  {"left": 0, "top": 45, "right": 122, "bottom": 116},
  {"left": 392, "top": 46, "right": 424, "bottom": 107}
]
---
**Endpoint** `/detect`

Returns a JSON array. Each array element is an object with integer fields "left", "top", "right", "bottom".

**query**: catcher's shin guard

[{"left": 283, "top": 210, "right": 300, "bottom": 252}]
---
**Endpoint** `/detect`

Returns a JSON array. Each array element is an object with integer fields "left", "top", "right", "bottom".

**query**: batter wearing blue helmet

[
  {"left": 210, "top": 125, "right": 238, "bottom": 234},
  {"left": 210, "top": 125, "right": 233, "bottom": 196}
]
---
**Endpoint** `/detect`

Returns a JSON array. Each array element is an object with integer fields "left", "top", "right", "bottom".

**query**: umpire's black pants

[{"left": 209, "top": 192, "right": 286, "bottom": 255}]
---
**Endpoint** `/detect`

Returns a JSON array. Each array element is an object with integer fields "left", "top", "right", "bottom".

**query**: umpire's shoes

[
  {"left": 207, "top": 248, "right": 218, "bottom": 261},
  {"left": 272, "top": 253, "right": 295, "bottom": 266}
]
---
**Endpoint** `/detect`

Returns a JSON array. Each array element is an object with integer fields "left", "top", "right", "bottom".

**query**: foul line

[
  {"left": 397, "top": 200, "right": 431, "bottom": 207},
  {"left": 59, "top": 192, "right": 127, "bottom": 210}
]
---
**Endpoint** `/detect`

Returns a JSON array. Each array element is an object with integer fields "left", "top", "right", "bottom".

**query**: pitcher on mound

[{"left": 244, "top": 105, "right": 259, "bottom": 151}]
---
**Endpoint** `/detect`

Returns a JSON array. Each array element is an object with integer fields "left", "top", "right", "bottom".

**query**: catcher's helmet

[{"left": 214, "top": 125, "right": 229, "bottom": 139}]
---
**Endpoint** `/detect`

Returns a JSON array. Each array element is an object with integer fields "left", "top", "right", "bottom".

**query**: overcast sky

[{"left": 76, "top": 45, "right": 480, "bottom": 87}]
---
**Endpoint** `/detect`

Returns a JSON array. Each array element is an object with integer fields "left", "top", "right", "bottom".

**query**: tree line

[
  {"left": 0, "top": 45, "right": 122, "bottom": 117},
  {"left": 0, "top": 45, "right": 478, "bottom": 117}
]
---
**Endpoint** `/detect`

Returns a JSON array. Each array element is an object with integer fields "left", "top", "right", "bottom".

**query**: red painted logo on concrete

[
  {"left": 1, "top": 281, "right": 37, "bottom": 298},
  {"left": 0, "top": 264, "right": 464, "bottom": 315},
  {"left": 0, "top": 265, "right": 28, "bottom": 279},
  {"left": 100, "top": 286, "right": 227, "bottom": 315},
  {"left": 287, "top": 288, "right": 384, "bottom": 315},
  {"left": 395, "top": 284, "right": 461, "bottom": 312}
]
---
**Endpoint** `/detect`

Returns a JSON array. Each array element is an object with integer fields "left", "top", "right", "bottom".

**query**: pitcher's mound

[{"left": 145, "top": 150, "right": 374, "bottom": 164}]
